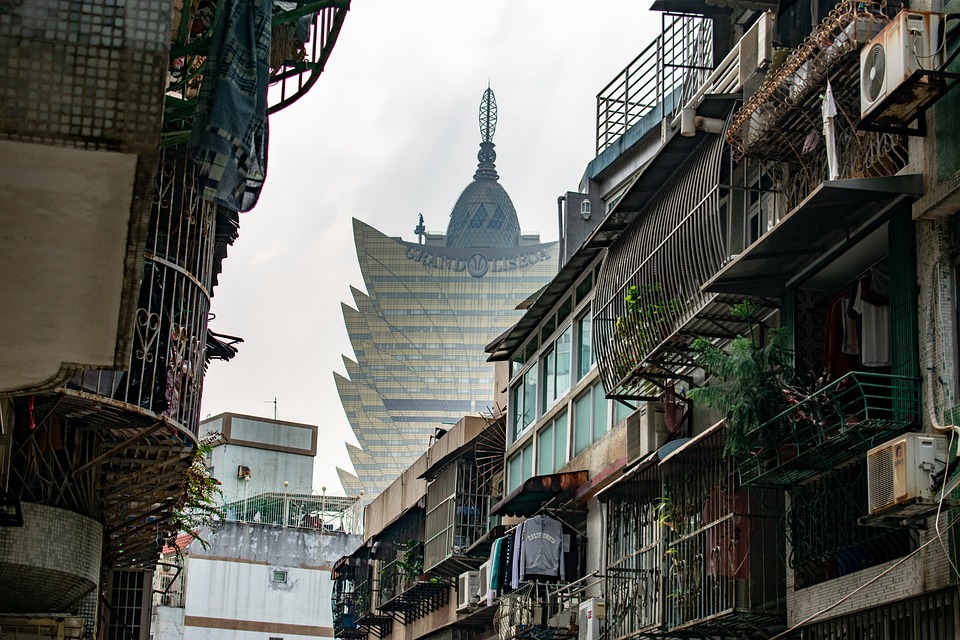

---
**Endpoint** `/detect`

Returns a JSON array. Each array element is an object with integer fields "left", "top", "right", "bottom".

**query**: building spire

[{"left": 474, "top": 86, "right": 499, "bottom": 181}]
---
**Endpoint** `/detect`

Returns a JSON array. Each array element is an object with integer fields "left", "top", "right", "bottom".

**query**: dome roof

[{"left": 445, "top": 87, "right": 521, "bottom": 249}]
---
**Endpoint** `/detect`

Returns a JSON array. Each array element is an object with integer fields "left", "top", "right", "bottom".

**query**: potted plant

[{"left": 689, "top": 301, "right": 792, "bottom": 458}]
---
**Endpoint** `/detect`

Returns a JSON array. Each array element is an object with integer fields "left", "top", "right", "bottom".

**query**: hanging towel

[{"left": 191, "top": 0, "right": 272, "bottom": 212}]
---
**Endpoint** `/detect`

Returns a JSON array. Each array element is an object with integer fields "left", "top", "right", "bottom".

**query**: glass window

[
  {"left": 556, "top": 326, "right": 572, "bottom": 397},
  {"left": 508, "top": 453, "right": 522, "bottom": 492},
  {"left": 521, "top": 443, "right": 533, "bottom": 481},
  {"left": 574, "top": 391, "right": 592, "bottom": 456},
  {"left": 576, "top": 273, "right": 593, "bottom": 305},
  {"left": 557, "top": 296, "right": 573, "bottom": 325},
  {"left": 541, "top": 349, "right": 556, "bottom": 410},
  {"left": 511, "top": 384, "right": 523, "bottom": 441},
  {"left": 554, "top": 411, "right": 568, "bottom": 471},
  {"left": 536, "top": 411, "right": 569, "bottom": 475},
  {"left": 614, "top": 399, "right": 634, "bottom": 425},
  {"left": 538, "top": 422, "right": 555, "bottom": 475},
  {"left": 593, "top": 385, "right": 608, "bottom": 441},
  {"left": 522, "top": 364, "right": 537, "bottom": 432},
  {"left": 577, "top": 313, "right": 593, "bottom": 380}
]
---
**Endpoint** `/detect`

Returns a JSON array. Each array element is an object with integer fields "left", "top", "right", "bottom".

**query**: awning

[
  {"left": 659, "top": 420, "right": 724, "bottom": 466},
  {"left": 489, "top": 471, "right": 589, "bottom": 517},
  {"left": 703, "top": 175, "right": 923, "bottom": 297}
]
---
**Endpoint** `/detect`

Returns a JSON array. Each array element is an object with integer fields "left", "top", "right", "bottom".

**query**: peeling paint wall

[{"left": 157, "top": 523, "right": 362, "bottom": 640}]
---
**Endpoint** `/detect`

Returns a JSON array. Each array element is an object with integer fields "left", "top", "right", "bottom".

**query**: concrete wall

[
  {"left": 168, "top": 523, "right": 361, "bottom": 640},
  {"left": 212, "top": 443, "right": 314, "bottom": 503}
]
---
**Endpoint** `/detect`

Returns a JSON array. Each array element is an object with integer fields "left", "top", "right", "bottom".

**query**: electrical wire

[{"left": 770, "top": 511, "right": 960, "bottom": 638}]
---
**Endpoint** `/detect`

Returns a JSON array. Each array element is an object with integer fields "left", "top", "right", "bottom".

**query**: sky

[{"left": 198, "top": 1, "right": 663, "bottom": 495}]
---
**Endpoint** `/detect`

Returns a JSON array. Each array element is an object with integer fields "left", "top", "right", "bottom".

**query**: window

[
  {"left": 542, "top": 326, "right": 572, "bottom": 409},
  {"left": 538, "top": 411, "right": 568, "bottom": 475},
  {"left": 272, "top": 570, "right": 288, "bottom": 583},
  {"left": 577, "top": 313, "right": 593, "bottom": 380},
  {"left": 573, "top": 383, "right": 608, "bottom": 456},
  {"left": 614, "top": 399, "right": 634, "bottom": 426},
  {"left": 507, "top": 442, "right": 534, "bottom": 492},
  {"left": 511, "top": 363, "right": 539, "bottom": 441}
]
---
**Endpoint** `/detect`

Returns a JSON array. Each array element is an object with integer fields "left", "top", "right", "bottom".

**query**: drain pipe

[
  {"left": 677, "top": 107, "right": 725, "bottom": 137},
  {"left": 557, "top": 195, "right": 566, "bottom": 270}
]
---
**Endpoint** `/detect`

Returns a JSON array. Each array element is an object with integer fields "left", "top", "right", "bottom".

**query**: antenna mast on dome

[{"left": 474, "top": 86, "right": 499, "bottom": 181}]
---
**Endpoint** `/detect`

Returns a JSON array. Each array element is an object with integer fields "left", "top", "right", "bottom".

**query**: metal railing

[
  {"left": 727, "top": 0, "right": 899, "bottom": 161},
  {"left": 495, "top": 581, "right": 582, "bottom": 640},
  {"left": 222, "top": 491, "right": 363, "bottom": 534},
  {"left": 164, "top": 0, "right": 350, "bottom": 146},
  {"left": 737, "top": 372, "right": 920, "bottom": 487},
  {"left": 378, "top": 542, "right": 425, "bottom": 605},
  {"left": 596, "top": 14, "right": 714, "bottom": 155},
  {"left": 62, "top": 146, "right": 218, "bottom": 436},
  {"left": 424, "top": 459, "right": 488, "bottom": 574}
]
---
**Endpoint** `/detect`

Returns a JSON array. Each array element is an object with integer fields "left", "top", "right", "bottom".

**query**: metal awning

[
  {"left": 489, "top": 471, "right": 589, "bottom": 517},
  {"left": 659, "top": 420, "right": 724, "bottom": 466},
  {"left": 703, "top": 175, "right": 923, "bottom": 297}
]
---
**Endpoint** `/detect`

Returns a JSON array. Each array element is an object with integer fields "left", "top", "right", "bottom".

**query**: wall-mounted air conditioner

[
  {"left": 457, "top": 570, "right": 480, "bottom": 611},
  {"left": 237, "top": 465, "right": 251, "bottom": 479},
  {"left": 626, "top": 403, "right": 668, "bottom": 465},
  {"left": 577, "top": 598, "right": 605, "bottom": 640},
  {"left": 867, "top": 433, "right": 947, "bottom": 515},
  {"left": 476, "top": 561, "right": 491, "bottom": 606},
  {"left": 861, "top": 10, "right": 945, "bottom": 125}
]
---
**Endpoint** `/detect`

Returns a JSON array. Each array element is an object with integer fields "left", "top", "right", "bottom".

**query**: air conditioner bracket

[
  {"left": 859, "top": 496, "right": 960, "bottom": 529},
  {"left": 859, "top": 68, "right": 960, "bottom": 136}
]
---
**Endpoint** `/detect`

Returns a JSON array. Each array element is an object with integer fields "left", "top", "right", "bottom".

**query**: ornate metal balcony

[
  {"left": 6, "top": 145, "right": 235, "bottom": 569},
  {"left": 725, "top": 1, "right": 907, "bottom": 212},
  {"left": 594, "top": 134, "right": 778, "bottom": 401},
  {"left": 736, "top": 372, "right": 920, "bottom": 488},
  {"left": 164, "top": 0, "right": 350, "bottom": 145}
]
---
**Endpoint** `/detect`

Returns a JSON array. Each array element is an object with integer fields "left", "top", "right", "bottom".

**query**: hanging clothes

[
  {"left": 487, "top": 536, "right": 504, "bottom": 605},
  {"left": 511, "top": 524, "right": 523, "bottom": 589},
  {"left": 852, "top": 269, "right": 891, "bottom": 368},
  {"left": 823, "top": 294, "right": 856, "bottom": 378},
  {"left": 519, "top": 514, "right": 565, "bottom": 581}
]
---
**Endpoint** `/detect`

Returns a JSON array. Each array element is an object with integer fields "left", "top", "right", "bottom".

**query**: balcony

[
  {"left": 725, "top": 1, "right": 907, "bottom": 211},
  {"left": 736, "top": 372, "right": 920, "bottom": 488},
  {"left": 595, "top": 14, "right": 714, "bottom": 157},
  {"left": 164, "top": 0, "right": 350, "bottom": 145},
  {"left": 494, "top": 581, "right": 586, "bottom": 640},
  {"left": 353, "top": 577, "right": 393, "bottom": 638},
  {"left": 332, "top": 557, "right": 366, "bottom": 639},
  {"left": 377, "top": 542, "right": 449, "bottom": 624},
  {"left": 423, "top": 458, "right": 488, "bottom": 577},
  {"left": 658, "top": 427, "right": 785, "bottom": 635}
]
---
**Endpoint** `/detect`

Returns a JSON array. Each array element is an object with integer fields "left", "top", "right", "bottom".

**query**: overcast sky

[{"left": 199, "top": 1, "right": 662, "bottom": 494}]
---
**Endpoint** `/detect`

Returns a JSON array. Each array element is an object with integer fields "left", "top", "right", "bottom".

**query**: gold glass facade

[{"left": 336, "top": 219, "right": 558, "bottom": 494}]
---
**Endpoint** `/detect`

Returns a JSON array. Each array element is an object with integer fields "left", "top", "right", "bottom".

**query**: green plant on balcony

[
  {"left": 689, "top": 301, "right": 792, "bottom": 457},
  {"left": 165, "top": 433, "right": 224, "bottom": 554},
  {"left": 396, "top": 539, "right": 424, "bottom": 586},
  {"left": 614, "top": 284, "right": 686, "bottom": 379}
]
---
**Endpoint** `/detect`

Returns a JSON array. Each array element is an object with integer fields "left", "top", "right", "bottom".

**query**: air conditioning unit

[
  {"left": 861, "top": 10, "right": 946, "bottom": 125},
  {"left": 577, "top": 598, "right": 605, "bottom": 640},
  {"left": 626, "top": 403, "right": 668, "bottom": 465},
  {"left": 237, "top": 465, "right": 251, "bottom": 479},
  {"left": 476, "top": 561, "right": 491, "bottom": 606},
  {"left": 867, "top": 433, "right": 947, "bottom": 515},
  {"left": 457, "top": 570, "right": 480, "bottom": 611}
]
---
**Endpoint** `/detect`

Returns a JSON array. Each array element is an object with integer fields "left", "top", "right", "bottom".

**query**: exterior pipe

[{"left": 557, "top": 195, "right": 566, "bottom": 270}]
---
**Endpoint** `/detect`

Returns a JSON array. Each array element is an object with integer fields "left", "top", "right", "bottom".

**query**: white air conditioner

[
  {"left": 457, "top": 570, "right": 480, "bottom": 611},
  {"left": 861, "top": 10, "right": 945, "bottom": 124},
  {"left": 626, "top": 403, "right": 668, "bottom": 465},
  {"left": 476, "top": 561, "right": 491, "bottom": 606},
  {"left": 577, "top": 598, "right": 605, "bottom": 640},
  {"left": 867, "top": 433, "right": 947, "bottom": 515}
]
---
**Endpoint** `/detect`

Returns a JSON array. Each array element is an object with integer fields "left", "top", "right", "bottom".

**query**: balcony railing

[
  {"left": 377, "top": 542, "right": 448, "bottom": 623},
  {"left": 423, "top": 458, "right": 488, "bottom": 576},
  {"left": 725, "top": 1, "right": 907, "bottom": 212},
  {"left": 737, "top": 372, "right": 920, "bottom": 488},
  {"left": 495, "top": 581, "right": 585, "bottom": 640},
  {"left": 62, "top": 146, "right": 219, "bottom": 436},
  {"left": 660, "top": 428, "right": 785, "bottom": 635},
  {"left": 222, "top": 491, "right": 362, "bottom": 533},
  {"left": 164, "top": 0, "right": 350, "bottom": 145},
  {"left": 596, "top": 14, "right": 713, "bottom": 155}
]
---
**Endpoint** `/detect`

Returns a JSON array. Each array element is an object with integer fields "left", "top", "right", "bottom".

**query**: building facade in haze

[{"left": 336, "top": 88, "right": 558, "bottom": 495}]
